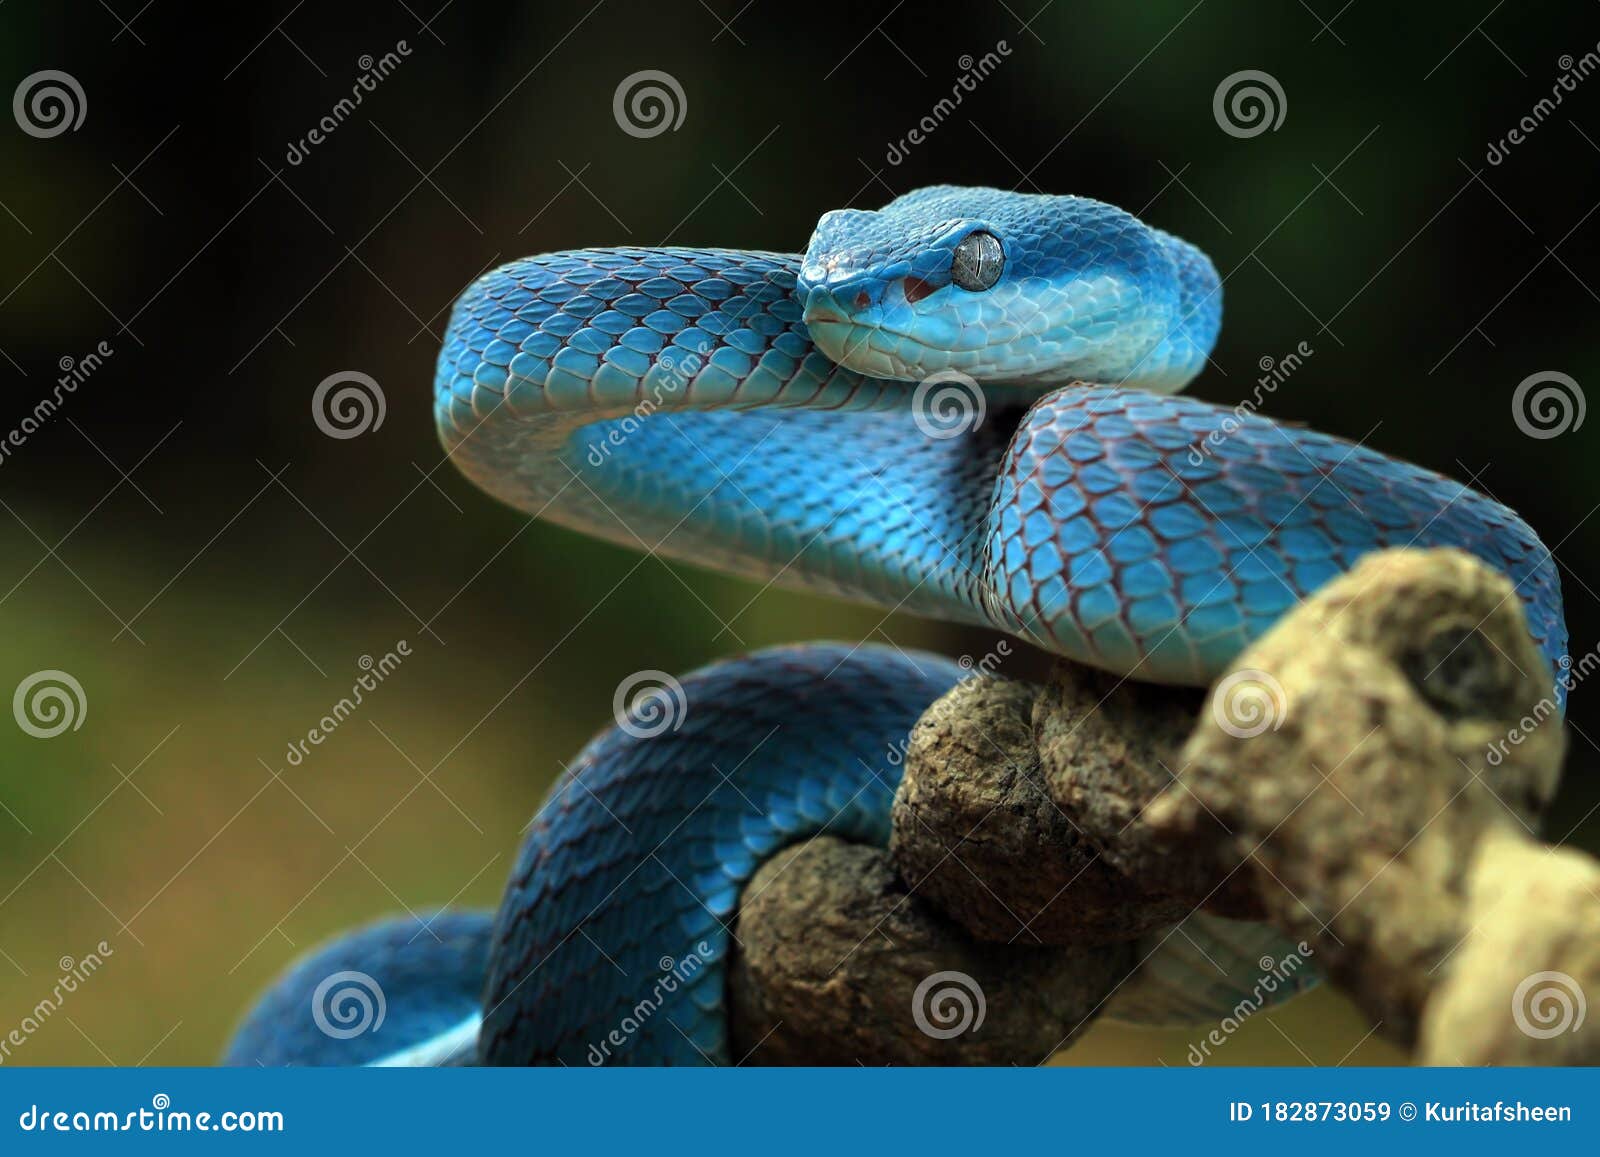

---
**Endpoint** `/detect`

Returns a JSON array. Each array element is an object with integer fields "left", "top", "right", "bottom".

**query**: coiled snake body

[{"left": 226, "top": 187, "right": 1566, "bottom": 1066}]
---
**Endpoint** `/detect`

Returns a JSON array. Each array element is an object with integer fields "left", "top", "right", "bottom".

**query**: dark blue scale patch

[
  {"left": 1104, "top": 433, "right": 1163, "bottom": 471},
  {"left": 908, "top": 248, "right": 950, "bottom": 279},
  {"left": 1029, "top": 541, "right": 1065, "bottom": 580},
  {"left": 1127, "top": 470, "right": 1184, "bottom": 506},
  {"left": 1038, "top": 453, "right": 1076, "bottom": 489},
  {"left": 673, "top": 327, "right": 715, "bottom": 354},
  {"left": 1105, "top": 524, "right": 1159, "bottom": 564},
  {"left": 747, "top": 311, "right": 785, "bottom": 338},
  {"left": 1364, "top": 491, "right": 1423, "bottom": 529},
  {"left": 1166, "top": 452, "right": 1224, "bottom": 483},
  {"left": 472, "top": 364, "right": 508, "bottom": 390},
  {"left": 540, "top": 313, "right": 584, "bottom": 338},
  {"left": 1073, "top": 581, "right": 1121, "bottom": 630},
  {"left": 642, "top": 309, "right": 686, "bottom": 335},
  {"left": 551, "top": 346, "right": 600, "bottom": 374},
  {"left": 1023, "top": 424, "right": 1062, "bottom": 455},
  {"left": 508, "top": 350, "right": 548, "bottom": 379},
  {"left": 480, "top": 339, "right": 518, "bottom": 367},
  {"left": 567, "top": 295, "right": 610, "bottom": 320},
  {"left": 536, "top": 279, "right": 583, "bottom": 305},
  {"left": 707, "top": 346, "right": 753, "bottom": 376},
  {"left": 723, "top": 329, "right": 769, "bottom": 357},
  {"left": 610, "top": 293, "right": 658, "bottom": 318},
  {"left": 1275, "top": 525, "right": 1335, "bottom": 561},
  {"left": 1076, "top": 462, "right": 1123, "bottom": 495},
  {"left": 567, "top": 328, "right": 613, "bottom": 356},
  {"left": 1260, "top": 439, "right": 1321, "bottom": 476},
  {"left": 1240, "top": 579, "right": 1296, "bottom": 616},
  {"left": 498, "top": 318, "right": 536, "bottom": 343},
  {"left": 601, "top": 346, "right": 652, "bottom": 378},
  {"left": 587, "top": 310, "right": 635, "bottom": 337},
  {"left": 1231, "top": 552, "right": 1291, "bottom": 583},
  {"left": 1058, "top": 516, "right": 1101, "bottom": 555},
  {"left": 1013, "top": 476, "right": 1046, "bottom": 515},
  {"left": 1090, "top": 492, "right": 1141, "bottom": 528},
  {"left": 1120, "top": 559, "right": 1175, "bottom": 598},
  {"left": 636, "top": 276, "right": 686, "bottom": 299},
  {"left": 1321, "top": 505, "right": 1374, "bottom": 542},
  {"left": 1044, "top": 478, "right": 1087, "bottom": 519},
  {"left": 1147, "top": 500, "right": 1208, "bottom": 541},
  {"left": 1023, "top": 509, "right": 1056, "bottom": 548},
  {"left": 1066, "top": 548, "right": 1113, "bottom": 587},
  {"left": 1164, "top": 534, "right": 1222, "bottom": 576},
  {"left": 696, "top": 310, "right": 738, "bottom": 337},
  {"left": 1291, "top": 558, "right": 1342, "bottom": 592},
  {"left": 692, "top": 361, "right": 744, "bottom": 397},
  {"left": 1091, "top": 412, "right": 1139, "bottom": 442},
  {"left": 1065, "top": 431, "right": 1105, "bottom": 462},
  {"left": 666, "top": 293, "right": 710, "bottom": 318},
  {"left": 692, "top": 278, "right": 735, "bottom": 301}
]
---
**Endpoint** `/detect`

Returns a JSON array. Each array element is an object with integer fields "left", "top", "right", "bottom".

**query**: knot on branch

[
  {"left": 889, "top": 675, "right": 1195, "bottom": 944},
  {"left": 727, "top": 838, "right": 1133, "bottom": 1064}
]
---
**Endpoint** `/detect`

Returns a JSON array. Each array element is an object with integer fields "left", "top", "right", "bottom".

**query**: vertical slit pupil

[{"left": 952, "top": 231, "right": 1003, "bottom": 291}]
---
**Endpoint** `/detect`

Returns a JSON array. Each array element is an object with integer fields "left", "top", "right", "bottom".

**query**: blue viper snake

[{"left": 225, "top": 186, "right": 1567, "bottom": 1066}]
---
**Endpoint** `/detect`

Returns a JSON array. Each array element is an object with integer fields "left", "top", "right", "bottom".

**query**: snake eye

[{"left": 950, "top": 230, "right": 1004, "bottom": 292}]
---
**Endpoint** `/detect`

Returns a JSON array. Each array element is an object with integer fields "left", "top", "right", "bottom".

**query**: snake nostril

[{"left": 853, "top": 290, "right": 870, "bottom": 310}]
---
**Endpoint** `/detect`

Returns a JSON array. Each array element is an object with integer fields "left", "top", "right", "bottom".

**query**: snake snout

[
  {"left": 802, "top": 282, "right": 890, "bottom": 373},
  {"left": 802, "top": 279, "right": 882, "bottom": 322}
]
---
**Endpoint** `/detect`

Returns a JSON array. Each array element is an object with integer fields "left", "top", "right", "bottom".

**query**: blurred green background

[{"left": 2, "top": 0, "right": 1596, "bottom": 1066}]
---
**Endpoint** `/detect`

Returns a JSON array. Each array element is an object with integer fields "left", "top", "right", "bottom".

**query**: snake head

[{"left": 798, "top": 185, "right": 1219, "bottom": 392}]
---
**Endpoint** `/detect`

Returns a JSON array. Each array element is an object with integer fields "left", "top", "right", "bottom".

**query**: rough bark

[
  {"left": 726, "top": 549, "right": 1590, "bottom": 1065},
  {"left": 1148, "top": 549, "right": 1568, "bottom": 1045},
  {"left": 727, "top": 837, "right": 1133, "bottom": 1064},
  {"left": 890, "top": 675, "right": 1192, "bottom": 945}
]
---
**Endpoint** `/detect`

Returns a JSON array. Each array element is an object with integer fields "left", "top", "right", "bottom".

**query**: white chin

[{"left": 806, "top": 320, "right": 925, "bottom": 382}]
